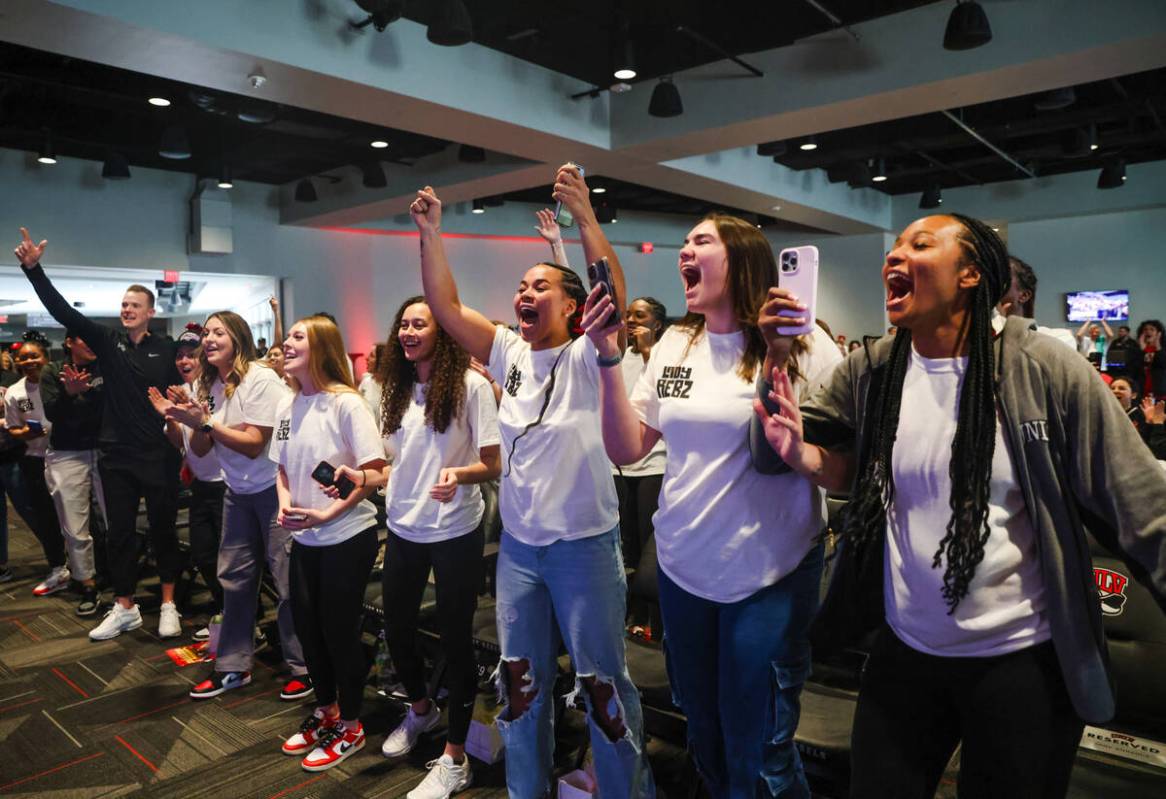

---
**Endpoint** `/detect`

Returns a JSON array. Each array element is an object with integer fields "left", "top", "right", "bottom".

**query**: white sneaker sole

[
  {"left": 407, "top": 771, "right": 473, "bottom": 799},
  {"left": 302, "top": 736, "right": 364, "bottom": 772},
  {"left": 33, "top": 583, "right": 70, "bottom": 597},
  {"left": 381, "top": 713, "right": 442, "bottom": 758},
  {"left": 89, "top": 616, "right": 143, "bottom": 641},
  {"left": 158, "top": 625, "right": 182, "bottom": 639}
]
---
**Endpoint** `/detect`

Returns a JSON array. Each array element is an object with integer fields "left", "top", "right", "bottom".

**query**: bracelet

[
  {"left": 359, "top": 469, "right": 366, "bottom": 488},
  {"left": 596, "top": 351, "right": 623, "bottom": 369}
]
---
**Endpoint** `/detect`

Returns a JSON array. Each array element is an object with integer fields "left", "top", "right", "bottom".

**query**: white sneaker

[
  {"left": 407, "top": 754, "right": 473, "bottom": 799},
  {"left": 158, "top": 602, "right": 182, "bottom": 638},
  {"left": 193, "top": 626, "right": 210, "bottom": 642},
  {"left": 89, "top": 603, "right": 143, "bottom": 641},
  {"left": 33, "top": 565, "right": 71, "bottom": 596},
  {"left": 381, "top": 703, "right": 442, "bottom": 757}
]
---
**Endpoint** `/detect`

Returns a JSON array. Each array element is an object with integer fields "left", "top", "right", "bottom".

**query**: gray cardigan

[{"left": 752, "top": 316, "right": 1166, "bottom": 723}]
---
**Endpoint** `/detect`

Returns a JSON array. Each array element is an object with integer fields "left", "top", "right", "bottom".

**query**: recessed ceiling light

[
  {"left": 613, "top": 68, "right": 636, "bottom": 81},
  {"left": 799, "top": 135, "right": 818, "bottom": 151},
  {"left": 771, "top": 205, "right": 782, "bottom": 212},
  {"left": 371, "top": 140, "right": 389, "bottom": 149},
  {"left": 472, "top": 198, "right": 485, "bottom": 214},
  {"left": 591, "top": 186, "right": 607, "bottom": 194},
  {"left": 148, "top": 97, "right": 171, "bottom": 107}
]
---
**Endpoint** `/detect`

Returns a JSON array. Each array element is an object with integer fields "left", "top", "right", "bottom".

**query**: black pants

[
  {"left": 384, "top": 527, "right": 483, "bottom": 746},
  {"left": 19, "top": 455, "right": 65, "bottom": 569},
  {"left": 614, "top": 473, "right": 662, "bottom": 571},
  {"left": 98, "top": 451, "right": 181, "bottom": 598},
  {"left": 290, "top": 526, "right": 378, "bottom": 720},
  {"left": 850, "top": 627, "right": 1084, "bottom": 799},
  {"left": 188, "top": 479, "right": 226, "bottom": 611}
]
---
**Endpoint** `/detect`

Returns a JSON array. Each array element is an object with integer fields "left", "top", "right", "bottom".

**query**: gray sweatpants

[
  {"left": 215, "top": 484, "right": 306, "bottom": 675},
  {"left": 44, "top": 449, "right": 104, "bottom": 581}
]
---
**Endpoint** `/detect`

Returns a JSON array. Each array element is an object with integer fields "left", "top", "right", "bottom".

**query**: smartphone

[
  {"left": 26, "top": 419, "right": 43, "bottom": 434},
  {"left": 284, "top": 512, "right": 307, "bottom": 523},
  {"left": 554, "top": 163, "right": 584, "bottom": 228},
  {"left": 312, "top": 459, "right": 356, "bottom": 500},
  {"left": 777, "top": 246, "right": 819, "bottom": 337},
  {"left": 587, "top": 257, "right": 620, "bottom": 319}
]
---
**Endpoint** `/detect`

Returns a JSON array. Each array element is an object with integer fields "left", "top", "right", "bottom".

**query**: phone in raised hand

[
  {"left": 587, "top": 257, "right": 620, "bottom": 320},
  {"left": 776, "top": 246, "right": 819, "bottom": 336},
  {"left": 554, "top": 162, "right": 584, "bottom": 228}
]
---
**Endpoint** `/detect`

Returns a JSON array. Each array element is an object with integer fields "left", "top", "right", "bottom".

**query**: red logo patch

[{"left": 1094, "top": 567, "right": 1129, "bottom": 616}]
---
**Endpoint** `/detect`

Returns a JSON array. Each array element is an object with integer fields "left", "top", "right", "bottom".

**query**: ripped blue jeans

[
  {"left": 659, "top": 543, "right": 823, "bottom": 799},
  {"left": 494, "top": 528, "right": 655, "bottom": 799}
]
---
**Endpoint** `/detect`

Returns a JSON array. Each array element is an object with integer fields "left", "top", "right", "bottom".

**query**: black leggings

[
  {"left": 289, "top": 526, "right": 378, "bottom": 720},
  {"left": 850, "top": 627, "right": 1084, "bottom": 799},
  {"left": 188, "top": 479, "right": 226, "bottom": 611},
  {"left": 383, "top": 527, "right": 483, "bottom": 747},
  {"left": 614, "top": 473, "right": 661, "bottom": 571},
  {"left": 19, "top": 455, "right": 65, "bottom": 569}
]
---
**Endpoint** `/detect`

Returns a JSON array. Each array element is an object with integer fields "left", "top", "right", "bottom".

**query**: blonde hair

[
  {"left": 196, "top": 311, "right": 263, "bottom": 400},
  {"left": 287, "top": 315, "right": 359, "bottom": 395}
]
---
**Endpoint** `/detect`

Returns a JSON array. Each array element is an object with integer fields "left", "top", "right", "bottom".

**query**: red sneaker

[
  {"left": 280, "top": 675, "right": 314, "bottom": 701},
  {"left": 301, "top": 722, "right": 365, "bottom": 772},
  {"left": 281, "top": 711, "right": 338, "bottom": 755}
]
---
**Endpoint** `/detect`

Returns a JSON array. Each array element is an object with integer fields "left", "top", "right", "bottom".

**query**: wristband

[
  {"left": 199, "top": 418, "right": 214, "bottom": 434},
  {"left": 597, "top": 351, "right": 623, "bottom": 369},
  {"left": 359, "top": 470, "right": 366, "bottom": 487}
]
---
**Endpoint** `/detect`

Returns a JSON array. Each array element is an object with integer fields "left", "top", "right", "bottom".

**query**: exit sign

[
  {"left": 639, "top": 242, "right": 654, "bottom": 254},
  {"left": 163, "top": 270, "right": 180, "bottom": 283}
]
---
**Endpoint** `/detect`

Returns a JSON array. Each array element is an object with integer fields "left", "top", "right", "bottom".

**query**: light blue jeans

[{"left": 494, "top": 527, "right": 655, "bottom": 799}]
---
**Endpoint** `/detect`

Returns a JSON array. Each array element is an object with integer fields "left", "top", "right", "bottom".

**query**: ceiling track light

[
  {"left": 428, "top": 0, "right": 473, "bottom": 46},
  {"left": 872, "top": 158, "right": 888, "bottom": 182},
  {"left": 471, "top": 198, "right": 485, "bottom": 214},
  {"left": 1087, "top": 123, "right": 1099, "bottom": 152},
  {"left": 295, "top": 178, "right": 317, "bottom": 203},
  {"left": 102, "top": 151, "right": 131, "bottom": 180},
  {"left": 919, "top": 185, "right": 943, "bottom": 209},
  {"left": 799, "top": 135, "right": 818, "bottom": 151},
  {"left": 649, "top": 76, "right": 683, "bottom": 118},
  {"left": 612, "top": 30, "right": 636, "bottom": 81},
  {"left": 36, "top": 134, "right": 56, "bottom": 165},
  {"left": 370, "top": 139, "right": 389, "bottom": 149},
  {"left": 159, "top": 125, "right": 192, "bottom": 159},
  {"left": 1097, "top": 160, "right": 1126, "bottom": 189},
  {"left": 217, "top": 165, "right": 234, "bottom": 189},
  {"left": 147, "top": 96, "right": 171, "bottom": 107},
  {"left": 944, "top": 0, "right": 992, "bottom": 51}
]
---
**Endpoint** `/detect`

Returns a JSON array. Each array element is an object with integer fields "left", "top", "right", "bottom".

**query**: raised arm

[
  {"left": 269, "top": 296, "right": 284, "bottom": 348},
  {"left": 534, "top": 208, "right": 570, "bottom": 269},
  {"left": 410, "top": 187, "right": 498, "bottom": 364},
  {"left": 552, "top": 166, "right": 627, "bottom": 351},
  {"left": 14, "top": 228, "right": 107, "bottom": 351}
]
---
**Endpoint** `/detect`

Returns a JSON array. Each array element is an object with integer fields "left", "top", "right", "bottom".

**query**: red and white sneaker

[
  {"left": 189, "top": 670, "right": 251, "bottom": 699},
  {"left": 33, "top": 565, "right": 71, "bottom": 596},
  {"left": 301, "top": 722, "right": 365, "bottom": 772},
  {"left": 281, "top": 711, "right": 338, "bottom": 756}
]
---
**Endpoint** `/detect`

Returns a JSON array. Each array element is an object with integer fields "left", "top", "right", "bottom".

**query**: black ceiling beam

[{"left": 674, "top": 26, "right": 764, "bottom": 78}]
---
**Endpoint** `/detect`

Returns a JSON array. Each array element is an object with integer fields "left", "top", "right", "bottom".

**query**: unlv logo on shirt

[
  {"left": 276, "top": 418, "right": 290, "bottom": 441},
  {"left": 504, "top": 365, "right": 523, "bottom": 397},
  {"left": 1095, "top": 567, "right": 1129, "bottom": 616},
  {"left": 16, "top": 399, "right": 34, "bottom": 413}
]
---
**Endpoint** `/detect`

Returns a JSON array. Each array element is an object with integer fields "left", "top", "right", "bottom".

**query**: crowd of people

[{"left": 4, "top": 162, "right": 1166, "bottom": 799}]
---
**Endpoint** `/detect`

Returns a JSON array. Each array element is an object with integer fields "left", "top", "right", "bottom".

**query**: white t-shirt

[
  {"left": 629, "top": 324, "right": 843, "bottom": 603},
  {"left": 359, "top": 373, "right": 383, "bottom": 428},
  {"left": 885, "top": 347, "right": 1050, "bottom": 657},
  {"left": 488, "top": 326, "right": 619, "bottom": 546},
  {"left": 269, "top": 389, "right": 385, "bottom": 546},
  {"left": 383, "top": 371, "right": 501, "bottom": 543},
  {"left": 4, "top": 378, "right": 50, "bottom": 458},
  {"left": 207, "top": 364, "right": 289, "bottom": 494},
  {"left": 614, "top": 354, "right": 666, "bottom": 477},
  {"left": 180, "top": 383, "right": 222, "bottom": 483}
]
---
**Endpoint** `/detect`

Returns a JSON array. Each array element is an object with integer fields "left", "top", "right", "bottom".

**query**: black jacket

[
  {"left": 24, "top": 264, "right": 180, "bottom": 462},
  {"left": 40, "top": 358, "right": 105, "bottom": 452}
]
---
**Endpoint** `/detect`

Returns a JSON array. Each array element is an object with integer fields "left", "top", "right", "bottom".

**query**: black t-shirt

[{"left": 25, "top": 265, "right": 181, "bottom": 461}]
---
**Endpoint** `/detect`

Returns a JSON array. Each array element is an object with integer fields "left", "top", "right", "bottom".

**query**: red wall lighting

[{"left": 639, "top": 242, "right": 654, "bottom": 254}]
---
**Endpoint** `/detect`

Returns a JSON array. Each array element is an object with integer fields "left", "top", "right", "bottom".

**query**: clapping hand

[
  {"left": 1141, "top": 395, "right": 1166, "bottom": 425},
  {"left": 14, "top": 228, "right": 47, "bottom": 269},
  {"left": 164, "top": 386, "right": 209, "bottom": 428}
]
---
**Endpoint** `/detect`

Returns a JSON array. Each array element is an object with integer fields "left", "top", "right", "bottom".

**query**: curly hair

[{"left": 376, "top": 296, "right": 470, "bottom": 435}]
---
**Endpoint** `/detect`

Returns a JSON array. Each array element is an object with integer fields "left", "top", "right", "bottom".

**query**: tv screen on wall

[{"left": 1065, "top": 290, "right": 1129, "bottom": 322}]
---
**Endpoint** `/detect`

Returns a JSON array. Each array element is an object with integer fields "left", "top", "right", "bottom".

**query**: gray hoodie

[{"left": 752, "top": 316, "right": 1166, "bottom": 723}]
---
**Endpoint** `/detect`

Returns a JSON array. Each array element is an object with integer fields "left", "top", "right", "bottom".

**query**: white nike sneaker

[
  {"left": 407, "top": 754, "right": 473, "bottom": 799},
  {"left": 89, "top": 603, "right": 143, "bottom": 641},
  {"left": 382, "top": 703, "right": 442, "bottom": 757},
  {"left": 158, "top": 602, "right": 182, "bottom": 638}
]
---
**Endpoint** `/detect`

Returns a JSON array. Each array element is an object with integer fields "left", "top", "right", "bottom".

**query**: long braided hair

[{"left": 840, "top": 214, "right": 1010, "bottom": 612}]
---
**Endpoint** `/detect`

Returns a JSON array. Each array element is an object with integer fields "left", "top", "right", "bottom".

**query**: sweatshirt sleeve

[
  {"left": 1060, "top": 353, "right": 1166, "bottom": 611},
  {"left": 23, "top": 264, "right": 114, "bottom": 357}
]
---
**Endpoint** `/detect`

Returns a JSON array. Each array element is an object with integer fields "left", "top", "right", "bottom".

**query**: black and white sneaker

[
  {"left": 189, "top": 670, "right": 251, "bottom": 699},
  {"left": 76, "top": 588, "right": 100, "bottom": 617},
  {"left": 280, "top": 675, "right": 314, "bottom": 701}
]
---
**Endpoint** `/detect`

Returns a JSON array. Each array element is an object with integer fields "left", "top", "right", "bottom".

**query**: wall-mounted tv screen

[{"left": 1066, "top": 290, "right": 1129, "bottom": 322}]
